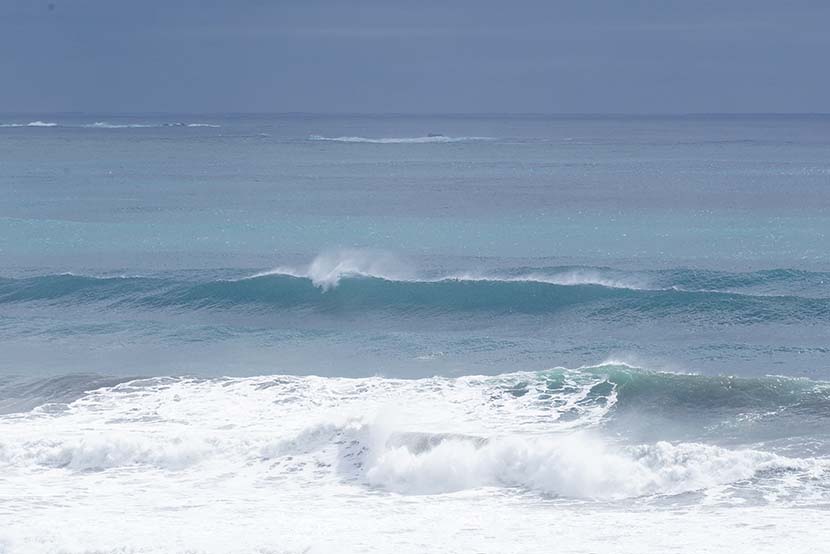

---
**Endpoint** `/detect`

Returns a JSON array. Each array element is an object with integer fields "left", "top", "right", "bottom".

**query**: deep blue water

[{"left": 1, "top": 113, "right": 829, "bottom": 378}]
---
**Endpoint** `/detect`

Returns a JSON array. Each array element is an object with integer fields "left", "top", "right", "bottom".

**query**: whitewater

[
  {"left": 1, "top": 364, "right": 829, "bottom": 553},
  {"left": 2, "top": 113, "right": 830, "bottom": 553}
]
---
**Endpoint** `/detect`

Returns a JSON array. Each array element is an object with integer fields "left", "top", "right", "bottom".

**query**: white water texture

[{"left": 0, "top": 368, "right": 828, "bottom": 553}]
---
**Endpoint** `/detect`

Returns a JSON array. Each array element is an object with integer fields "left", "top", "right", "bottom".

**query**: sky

[{"left": 1, "top": 0, "right": 829, "bottom": 114}]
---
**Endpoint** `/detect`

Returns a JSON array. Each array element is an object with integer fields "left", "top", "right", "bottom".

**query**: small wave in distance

[{"left": 308, "top": 134, "right": 494, "bottom": 143}]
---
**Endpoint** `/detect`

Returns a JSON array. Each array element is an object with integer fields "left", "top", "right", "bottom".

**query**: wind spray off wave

[{"left": 2, "top": 252, "right": 829, "bottom": 324}]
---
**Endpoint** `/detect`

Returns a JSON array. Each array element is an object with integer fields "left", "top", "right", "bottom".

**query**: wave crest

[
  {"left": 0, "top": 121, "right": 58, "bottom": 128},
  {"left": 308, "top": 135, "right": 493, "bottom": 144},
  {"left": 1, "top": 121, "right": 220, "bottom": 129},
  {"left": 2, "top": 270, "right": 829, "bottom": 323},
  {"left": 2, "top": 367, "right": 828, "bottom": 505},
  {"left": 86, "top": 121, "right": 221, "bottom": 129},
  {"left": 251, "top": 249, "right": 412, "bottom": 290}
]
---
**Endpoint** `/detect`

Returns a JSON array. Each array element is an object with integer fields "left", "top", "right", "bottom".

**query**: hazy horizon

[
  {"left": 3, "top": 111, "right": 830, "bottom": 116},
  {"left": 3, "top": 3, "right": 830, "bottom": 553},
  {"left": 2, "top": 0, "right": 829, "bottom": 114}
]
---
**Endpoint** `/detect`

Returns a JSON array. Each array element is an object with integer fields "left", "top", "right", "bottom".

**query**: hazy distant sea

[{"left": 1, "top": 114, "right": 828, "bottom": 553}]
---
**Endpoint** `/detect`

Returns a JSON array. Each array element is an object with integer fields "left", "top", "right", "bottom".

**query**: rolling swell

[{"left": 1, "top": 272, "right": 829, "bottom": 323}]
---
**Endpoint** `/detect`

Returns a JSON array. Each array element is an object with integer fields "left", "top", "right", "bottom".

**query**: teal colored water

[
  {"left": 1, "top": 114, "right": 828, "bottom": 378},
  {"left": 2, "top": 115, "right": 830, "bottom": 553}
]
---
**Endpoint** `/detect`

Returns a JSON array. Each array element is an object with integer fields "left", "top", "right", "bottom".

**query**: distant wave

[
  {"left": 24, "top": 120, "right": 57, "bottom": 127},
  {"left": 308, "top": 134, "right": 494, "bottom": 144},
  {"left": 85, "top": 121, "right": 221, "bottom": 129},
  {"left": 0, "top": 121, "right": 58, "bottom": 128},
  {"left": 1, "top": 121, "right": 220, "bottom": 129},
  {"left": 85, "top": 122, "right": 157, "bottom": 129}
]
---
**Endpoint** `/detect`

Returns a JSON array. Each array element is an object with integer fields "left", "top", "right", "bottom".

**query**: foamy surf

[
  {"left": 1, "top": 121, "right": 220, "bottom": 129},
  {"left": 1, "top": 366, "right": 828, "bottom": 553},
  {"left": 0, "top": 121, "right": 58, "bottom": 128},
  {"left": 86, "top": 121, "right": 221, "bottom": 128}
]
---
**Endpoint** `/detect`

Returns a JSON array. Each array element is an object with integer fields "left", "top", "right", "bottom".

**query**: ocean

[{"left": 0, "top": 113, "right": 828, "bottom": 552}]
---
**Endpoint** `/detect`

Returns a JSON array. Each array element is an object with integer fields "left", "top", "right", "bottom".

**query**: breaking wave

[
  {"left": 1, "top": 271, "right": 828, "bottom": 324},
  {"left": 361, "top": 432, "right": 805, "bottom": 498},
  {"left": 1, "top": 365, "right": 828, "bottom": 502},
  {"left": 1, "top": 121, "right": 220, "bottom": 129},
  {"left": 0, "top": 121, "right": 58, "bottom": 128},
  {"left": 308, "top": 135, "right": 493, "bottom": 143},
  {"left": 85, "top": 121, "right": 221, "bottom": 129}
]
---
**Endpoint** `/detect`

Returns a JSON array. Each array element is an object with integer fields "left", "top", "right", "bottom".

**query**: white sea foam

[
  {"left": 85, "top": 122, "right": 221, "bottom": 129},
  {"left": 0, "top": 121, "right": 221, "bottom": 129},
  {"left": 443, "top": 270, "right": 650, "bottom": 290},
  {"left": 85, "top": 122, "right": 157, "bottom": 128},
  {"left": 0, "top": 121, "right": 58, "bottom": 128},
  {"left": 2, "top": 121, "right": 220, "bottom": 129},
  {"left": 37, "top": 433, "right": 209, "bottom": 471},
  {"left": 308, "top": 134, "right": 493, "bottom": 143},
  {"left": 0, "top": 371, "right": 827, "bottom": 553},
  {"left": 365, "top": 432, "right": 801, "bottom": 498}
]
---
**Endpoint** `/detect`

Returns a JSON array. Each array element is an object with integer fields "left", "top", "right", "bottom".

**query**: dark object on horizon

[{"left": 427, "top": 133, "right": 444, "bottom": 138}]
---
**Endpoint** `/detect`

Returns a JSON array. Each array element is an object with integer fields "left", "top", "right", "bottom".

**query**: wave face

[
  {"left": 3, "top": 252, "right": 828, "bottom": 378},
  {"left": 2, "top": 268, "right": 829, "bottom": 324},
  {"left": 1, "top": 365, "right": 828, "bottom": 552}
]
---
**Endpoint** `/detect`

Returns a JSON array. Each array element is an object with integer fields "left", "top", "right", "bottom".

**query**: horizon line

[{"left": 1, "top": 111, "right": 829, "bottom": 117}]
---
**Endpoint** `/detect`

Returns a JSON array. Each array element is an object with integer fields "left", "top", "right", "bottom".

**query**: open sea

[{"left": 1, "top": 114, "right": 829, "bottom": 552}]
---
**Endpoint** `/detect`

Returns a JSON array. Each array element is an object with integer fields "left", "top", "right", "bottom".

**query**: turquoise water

[
  {"left": 1, "top": 114, "right": 828, "bottom": 378},
  {"left": 2, "top": 114, "right": 830, "bottom": 553}
]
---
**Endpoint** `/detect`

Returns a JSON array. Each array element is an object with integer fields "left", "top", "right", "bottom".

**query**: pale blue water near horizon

[{"left": 1, "top": 114, "right": 829, "bottom": 553}]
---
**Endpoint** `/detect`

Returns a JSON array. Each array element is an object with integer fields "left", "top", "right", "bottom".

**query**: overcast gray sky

[{"left": 1, "top": 0, "right": 828, "bottom": 113}]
